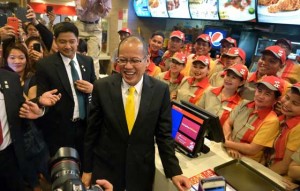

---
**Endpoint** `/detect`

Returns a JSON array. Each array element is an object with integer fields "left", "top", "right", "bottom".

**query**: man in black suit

[
  {"left": 35, "top": 22, "right": 96, "bottom": 159},
  {"left": 82, "top": 36, "right": 191, "bottom": 191}
]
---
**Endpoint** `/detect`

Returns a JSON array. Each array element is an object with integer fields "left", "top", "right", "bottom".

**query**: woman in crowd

[
  {"left": 175, "top": 55, "right": 211, "bottom": 104},
  {"left": 156, "top": 52, "right": 186, "bottom": 97},
  {"left": 267, "top": 82, "right": 300, "bottom": 175},
  {"left": 223, "top": 76, "right": 282, "bottom": 162},
  {"left": 148, "top": 31, "right": 165, "bottom": 65},
  {"left": 198, "top": 64, "right": 248, "bottom": 126}
]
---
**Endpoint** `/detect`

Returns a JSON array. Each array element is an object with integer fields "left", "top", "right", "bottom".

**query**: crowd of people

[{"left": 0, "top": 2, "right": 300, "bottom": 191}]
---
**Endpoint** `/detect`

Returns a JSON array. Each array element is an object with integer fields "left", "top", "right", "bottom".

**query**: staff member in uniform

[
  {"left": 209, "top": 47, "right": 246, "bottom": 87},
  {"left": 275, "top": 38, "right": 300, "bottom": 84},
  {"left": 159, "top": 30, "right": 184, "bottom": 72},
  {"left": 198, "top": 64, "right": 248, "bottom": 126},
  {"left": 181, "top": 34, "right": 215, "bottom": 77},
  {"left": 156, "top": 52, "right": 186, "bottom": 99},
  {"left": 267, "top": 82, "right": 300, "bottom": 175},
  {"left": 223, "top": 76, "right": 282, "bottom": 162},
  {"left": 148, "top": 31, "right": 165, "bottom": 65},
  {"left": 175, "top": 55, "right": 211, "bottom": 104},
  {"left": 82, "top": 36, "right": 191, "bottom": 191}
]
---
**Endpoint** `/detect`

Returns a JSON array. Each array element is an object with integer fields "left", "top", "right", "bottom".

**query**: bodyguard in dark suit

[
  {"left": 0, "top": 69, "right": 27, "bottom": 190},
  {"left": 35, "top": 22, "right": 96, "bottom": 158},
  {"left": 82, "top": 36, "right": 191, "bottom": 191}
]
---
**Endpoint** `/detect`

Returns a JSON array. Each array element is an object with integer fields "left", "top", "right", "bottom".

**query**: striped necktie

[{"left": 125, "top": 87, "right": 135, "bottom": 134}]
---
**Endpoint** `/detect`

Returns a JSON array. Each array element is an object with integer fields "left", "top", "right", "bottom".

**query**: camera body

[{"left": 49, "top": 147, "right": 103, "bottom": 191}]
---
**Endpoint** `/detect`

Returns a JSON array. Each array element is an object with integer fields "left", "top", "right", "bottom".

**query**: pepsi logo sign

[{"left": 208, "top": 32, "right": 224, "bottom": 47}]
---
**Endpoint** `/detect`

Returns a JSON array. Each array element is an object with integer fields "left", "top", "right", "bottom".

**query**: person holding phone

[
  {"left": 74, "top": 0, "right": 112, "bottom": 78},
  {"left": 25, "top": 36, "right": 49, "bottom": 70}
]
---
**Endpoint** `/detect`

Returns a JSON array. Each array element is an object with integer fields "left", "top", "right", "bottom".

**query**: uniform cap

[
  {"left": 261, "top": 45, "right": 286, "bottom": 65},
  {"left": 196, "top": 34, "right": 212, "bottom": 45},
  {"left": 220, "top": 37, "right": 237, "bottom": 47},
  {"left": 225, "top": 64, "right": 249, "bottom": 80},
  {"left": 171, "top": 52, "right": 186, "bottom": 64},
  {"left": 170, "top": 30, "right": 185, "bottom": 41},
  {"left": 224, "top": 47, "right": 246, "bottom": 61},
  {"left": 118, "top": 28, "right": 131, "bottom": 35},
  {"left": 275, "top": 38, "right": 292, "bottom": 50},
  {"left": 257, "top": 75, "right": 284, "bottom": 95},
  {"left": 192, "top": 55, "right": 210, "bottom": 66},
  {"left": 291, "top": 82, "right": 300, "bottom": 93}
]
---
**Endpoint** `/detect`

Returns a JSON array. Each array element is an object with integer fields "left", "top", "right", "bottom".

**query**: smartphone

[
  {"left": 0, "top": 14, "right": 7, "bottom": 27},
  {"left": 33, "top": 43, "right": 41, "bottom": 52},
  {"left": 46, "top": 6, "right": 53, "bottom": 13},
  {"left": 7, "top": 17, "right": 19, "bottom": 33},
  {"left": 199, "top": 176, "right": 226, "bottom": 191},
  {"left": 14, "top": 7, "right": 28, "bottom": 22}
]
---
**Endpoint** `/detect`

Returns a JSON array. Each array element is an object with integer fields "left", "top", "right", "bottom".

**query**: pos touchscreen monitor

[
  {"left": 181, "top": 100, "right": 225, "bottom": 143},
  {"left": 171, "top": 101, "right": 209, "bottom": 158}
]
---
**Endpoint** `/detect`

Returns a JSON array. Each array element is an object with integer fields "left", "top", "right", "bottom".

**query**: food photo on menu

[
  {"left": 148, "top": 0, "right": 169, "bottom": 17},
  {"left": 133, "top": 0, "right": 151, "bottom": 17},
  {"left": 257, "top": 0, "right": 300, "bottom": 25},
  {"left": 189, "top": 0, "right": 219, "bottom": 20},
  {"left": 218, "top": 0, "right": 256, "bottom": 21},
  {"left": 167, "top": 0, "right": 191, "bottom": 18}
]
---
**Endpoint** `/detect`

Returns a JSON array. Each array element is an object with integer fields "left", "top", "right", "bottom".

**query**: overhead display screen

[
  {"left": 257, "top": 0, "right": 300, "bottom": 25},
  {"left": 189, "top": 0, "right": 219, "bottom": 20},
  {"left": 148, "top": 0, "right": 169, "bottom": 18},
  {"left": 133, "top": 0, "right": 152, "bottom": 17},
  {"left": 218, "top": 0, "right": 256, "bottom": 21},
  {"left": 167, "top": 0, "right": 191, "bottom": 19}
]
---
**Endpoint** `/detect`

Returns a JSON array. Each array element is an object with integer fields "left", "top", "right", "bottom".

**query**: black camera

[{"left": 49, "top": 147, "right": 103, "bottom": 191}]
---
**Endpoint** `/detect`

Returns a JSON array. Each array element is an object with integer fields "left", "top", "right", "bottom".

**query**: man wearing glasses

[{"left": 82, "top": 36, "right": 191, "bottom": 191}]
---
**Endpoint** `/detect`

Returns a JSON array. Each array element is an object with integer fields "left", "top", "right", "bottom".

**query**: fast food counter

[{"left": 154, "top": 139, "right": 286, "bottom": 191}]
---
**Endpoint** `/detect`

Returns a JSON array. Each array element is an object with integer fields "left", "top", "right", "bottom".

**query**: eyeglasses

[{"left": 117, "top": 57, "right": 146, "bottom": 66}]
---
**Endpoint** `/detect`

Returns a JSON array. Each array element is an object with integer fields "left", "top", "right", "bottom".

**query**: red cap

[
  {"left": 170, "top": 30, "right": 185, "bottom": 41},
  {"left": 291, "top": 82, "right": 300, "bottom": 93},
  {"left": 257, "top": 75, "right": 284, "bottom": 95},
  {"left": 118, "top": 28, "right": 131, "bottom": 35},
  {"left": 224, "top": 47, "right": 246, "bottom": 61},
  {"left": 261, "top": 45, "right": 286, "bottom": 65},
  {"left": 192, "top": 55, "right": 210, "bottom": 66},
  {"left": 171, "top": 52, "right": 187, "bottom": 64},
  {"left": 226, "top": 64, "right": 249, "bottom": 80},
  {"left": 220, "top": 37, "right": 237, "bottom": 47},
  {"left": 196, "top": 34, "right": 211, "bottom": 45},
  {"left": 275, "top": 38, "right": 292, "bottom": 50}
]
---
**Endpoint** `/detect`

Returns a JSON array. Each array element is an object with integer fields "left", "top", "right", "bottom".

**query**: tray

[{"left": 214, "top": 159, "right": 285, "bottom": 191}]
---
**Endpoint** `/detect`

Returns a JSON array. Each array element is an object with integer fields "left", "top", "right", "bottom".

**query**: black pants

[{"left": 0, "top": 144, "right": 25, "bottom": 191}]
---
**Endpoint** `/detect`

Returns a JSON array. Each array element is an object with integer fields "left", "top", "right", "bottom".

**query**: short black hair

[
  {"left": 150, "top": 31, "right": 165, "bottom": 40},
  {"left": 53, "top": 22, "right": 79, "bottom": 38}
]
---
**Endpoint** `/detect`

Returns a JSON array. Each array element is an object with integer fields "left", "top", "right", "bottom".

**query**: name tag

[
  {"left": 245, "top": 123, "right": 255, "bottom": 130},
  {"left": 222, "top": 106, "right": 232, "bottom": 112},
  {"left": 189, "top": 93, "right": 195, "bottom": 98}
]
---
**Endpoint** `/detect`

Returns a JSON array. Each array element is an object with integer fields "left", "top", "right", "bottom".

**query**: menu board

[
  {"left": 257, "top": 1, "right": 300, "bottom": 25},
  {"left": 167, "top": 0, "right": 191, "bottom": 19},
  {"left": 148, "top": 0, "right": 169, "bottom": 18},
  {"left": 189, "top": 0, "right": 219, "bottom": 20},
  {"left": 218, "top": 0, "right": 256, "bottom": 21},
  {"left": 133, "top": 0, "right": 151, "bottom": 17}
]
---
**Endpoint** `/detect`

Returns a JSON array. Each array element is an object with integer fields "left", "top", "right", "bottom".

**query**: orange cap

[
  {"left": 170, "top": 30, "right": 185, "bottom": 41},
  {"left": 196, "top": 34, "right": 211, "bottom": 45},
  {"left": 261, "top": 45, "right": 286, "bottom": 65},
  {"left": 171, "top": 52, "right": 187, "bottom": 64},
  {"left": 257, "top": 75, "right": 284, "bottom": 95},
  {"left": 118, "top": 28, "right": 131, "bottom": 35},
  {"left": 224, "top": 47, "right": 246, "bottom": 61},
  {"left": 220, "top": 37, "right": 237, "bottom": 47},
  {"left": 192, "top": 55, "right": 210, "bottom": 66}
]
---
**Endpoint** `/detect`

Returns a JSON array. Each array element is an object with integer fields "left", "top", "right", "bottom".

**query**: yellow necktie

[{"left": 125, "top": 87, "right": 135, "bottom": 134}]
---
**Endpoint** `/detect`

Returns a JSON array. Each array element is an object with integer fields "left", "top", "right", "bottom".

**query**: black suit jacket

[
  {"left": 35, "top": 52, "right": 96, "bottom": 156},
  {"left": 84, "top": 74, "right": 182, "bottom": 191},
  {"left": 0, "top": 69, "right": 27, "bottom": 173}
]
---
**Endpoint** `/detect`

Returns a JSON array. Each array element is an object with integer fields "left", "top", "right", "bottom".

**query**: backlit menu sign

[
  {"left": 148, "top": 0, "right": 169, "bottom": 18},
  {"left": 218, "top": 0, "right": 256, "bottom": 21},
  {"left": 189, "top": 0, "right": 219, "bottom": 20},
  {"left": 167, "top": 0, "right": 191, "bottom": 19},
  {"left": 133, "top": 0, "right": 151, "bottom": 17},
  {"left": 257, "top": 2, "right": 300, "bottom": 25}
]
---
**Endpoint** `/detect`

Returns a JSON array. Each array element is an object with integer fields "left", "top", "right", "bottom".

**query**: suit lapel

[
  {"left": 54, "top": 53, "right": 73, "bottom": 99},
  {"left": 132, "top": 75, "right": 153, "bottom": 135},
  {"left": 110, "top": 74, "right": 130, "bottom": 138},
  {"left": 77, "top": 54, "right": 89, "bottom": 81}
]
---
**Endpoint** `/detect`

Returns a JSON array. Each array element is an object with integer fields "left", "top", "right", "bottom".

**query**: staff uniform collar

[{"left": 246, "top": 101, "right": 272, "bottom": 119}]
